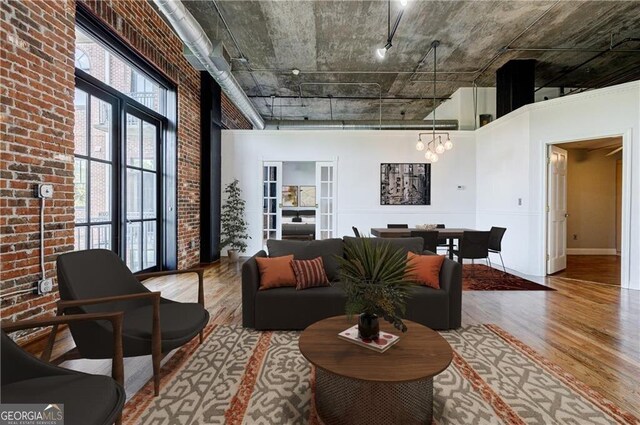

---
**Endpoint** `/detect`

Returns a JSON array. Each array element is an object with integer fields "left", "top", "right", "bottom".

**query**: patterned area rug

[
  {"left": 123, "top": 324, "right": 636, "bottom": 425},
  {"left": 463, "top": 264, "right": 554, "bottom": 291}
]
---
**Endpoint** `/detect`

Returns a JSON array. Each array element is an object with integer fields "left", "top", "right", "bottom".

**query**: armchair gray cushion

[{"left": 1, "top": 331, "right": 125, "bottom": 425}]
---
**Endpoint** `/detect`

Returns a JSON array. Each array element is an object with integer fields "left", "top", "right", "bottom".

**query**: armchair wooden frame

[
  {"left": 45, "top": 267, "right": 205, "bottom": 396},
  {"left": 2, "top": 312, "right": 125, "bottom": 425}
]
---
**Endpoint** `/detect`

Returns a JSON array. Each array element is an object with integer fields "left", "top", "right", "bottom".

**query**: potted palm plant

[
  {"left": 221, "top": 179, "right": 250, "bottom": 262},
  {"left": 337, "top": 238, "right": 414, "bottom": 339}
]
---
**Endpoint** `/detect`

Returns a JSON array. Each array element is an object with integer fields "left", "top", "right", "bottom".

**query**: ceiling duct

[
  {"left": 154, "top": 0, "right": 265, "bottom": 130},
  {"left": 265, "top": 120, "right": 459, "bottom": 131}
]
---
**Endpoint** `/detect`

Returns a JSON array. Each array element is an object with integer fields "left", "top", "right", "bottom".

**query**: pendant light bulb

[
  {"left": 435, "top": 137, "right": 445, "bottom": 154},
  {"left": 376, "top": 47, "right": 387, "bottom": 59},
  {"left": 444, "top": 137, "right": 453, "bottom": 151},
  {"left": 416, "top": 140, "right": 425, "bottom": 151},
  {"left": 425, "top": 150, "right": 433, "bottom": 161},
  {"left": 431, "top": 153, "right": 439, "bottom": 163}
]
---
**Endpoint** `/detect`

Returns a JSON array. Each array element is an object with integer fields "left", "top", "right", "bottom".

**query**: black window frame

[{"left": 75, "top": 4, "right": 178, "bottom": 270}]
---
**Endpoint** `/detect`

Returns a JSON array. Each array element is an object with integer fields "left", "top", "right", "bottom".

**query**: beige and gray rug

[{"left": 123, "top": 324, "right": 637, "bottom": 425}]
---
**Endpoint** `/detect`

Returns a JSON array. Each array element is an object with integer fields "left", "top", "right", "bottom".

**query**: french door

[
  {"left": 316, "top": 161, "right": 337, "bottom": 240},
  {"left": 73, "top": 83, "right": 118, "bottom": 252},
  {"left": 74, "top": 76, "right": 163, "bottom": 272},
  {"left": 262, "top": 162, "right": 282, "bottom": 245},
  {"left": 124, "top": 107, "right": 162, "bottom": 272}
]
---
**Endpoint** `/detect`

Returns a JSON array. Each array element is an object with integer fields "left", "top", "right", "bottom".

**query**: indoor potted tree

[
  {"left": 221, "top": 179, "right": 250, "bottom": 262},
  {"left": 337, "top": 238, "right": 414, "bottom": 339}
]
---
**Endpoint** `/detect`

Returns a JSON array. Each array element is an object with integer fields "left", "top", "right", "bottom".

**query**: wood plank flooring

[
  {"left": 25, "top": 259, "right": 640, "bottom": 418},
  {"left": 553, "top": 255, "right": 621, "bottom": 285}
]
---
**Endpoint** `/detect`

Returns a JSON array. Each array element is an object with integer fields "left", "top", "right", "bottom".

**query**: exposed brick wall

[
  {"left": 1, "top": 0, "right": 255, "bottom": 343},
  {"left": 1, "top": 0, "right": 76, "bottom": 340},
  {"left": 222, "top": 93, "right": 252, "bottom": 130}
]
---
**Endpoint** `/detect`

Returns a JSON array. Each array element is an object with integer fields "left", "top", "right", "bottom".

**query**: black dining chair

[
  {"left": 410, "top": 230, "right": 439, "bottom": 253},
  {"left": 451, "top": 231, "right": 491, "bottom": 274},
  {"left": 488, "top": 226, "right": 507, "bottom": 273},
  {"left": 387, "top": 224, "right": 409, "bottom": 229},
  {"left": 435, "top": 224, "right": 452, "bottom": 253},
  {"left": 352, "top": 226, "right": 361, "bottom": 237}
]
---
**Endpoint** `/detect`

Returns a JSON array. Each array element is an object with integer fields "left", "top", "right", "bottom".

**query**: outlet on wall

[{"left": 37, "top": 278, "right": 53, "bottom": 295}]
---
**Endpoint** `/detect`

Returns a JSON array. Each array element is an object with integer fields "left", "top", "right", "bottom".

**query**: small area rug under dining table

[{"left": 123, "top": 323, "right": 634, "bottom": 424}]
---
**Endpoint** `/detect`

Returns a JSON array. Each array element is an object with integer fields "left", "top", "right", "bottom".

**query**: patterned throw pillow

[{"left": 291, "top": 257, "right": 331, "bottom": 290}]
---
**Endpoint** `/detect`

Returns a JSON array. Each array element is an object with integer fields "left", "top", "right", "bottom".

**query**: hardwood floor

[
  {"left": 553, "top": 254, "right": 621, "bottom": 285},
  {"left": 25, "top": 259, "right": 640, "bottom": 417}
]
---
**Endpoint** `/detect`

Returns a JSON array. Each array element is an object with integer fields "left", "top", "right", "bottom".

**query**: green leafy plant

[
  {"left": 221, "top": 179, "right": 250, "bottom": 253},
  {"left": 337, "top": 238, "right": 415, "bottom": 332}
]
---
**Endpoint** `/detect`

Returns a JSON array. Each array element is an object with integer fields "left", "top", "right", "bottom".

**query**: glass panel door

[
  {"left": 125, "top": 108, "right": 161, "bottom": 272},
  {"left": 262, "top": 162, "right": 282, "bottom": 246},
  {"left": 73, "top": 85, "right": 117, "bottom": 251},
  {"left": 316, "top": 161, "right": 337, "bottom": 240}
]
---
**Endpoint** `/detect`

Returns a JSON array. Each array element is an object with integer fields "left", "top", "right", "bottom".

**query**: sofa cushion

[
  {"left": 343, "top": 236, "right": 424, "bottom": 256},
  {"left": 267, "top": 239, "right": 344, "bottom": 281},
  {"left": 254, "top": 282, "right": 348, "bottom": 330},
  {"left": 291, "top": 257, "right": 331, "bottom": 290},
  {"left": 256, "top": 255, "right": 297, "bottom": 290}
]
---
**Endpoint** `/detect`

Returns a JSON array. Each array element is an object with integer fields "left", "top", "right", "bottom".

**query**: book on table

[{"left": 338, "top": 325, "right": 400, "bottom": 353}]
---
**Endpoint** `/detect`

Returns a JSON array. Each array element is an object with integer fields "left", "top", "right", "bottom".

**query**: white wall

[
  {"left": 475, "top": 81, "right": 640, "bottom": 289},
  {"left": 222, "top": 131, "right": 477, "bottom": 255},
  {"left": 425, "top": 87, "right": 496, "bottom": 130}
]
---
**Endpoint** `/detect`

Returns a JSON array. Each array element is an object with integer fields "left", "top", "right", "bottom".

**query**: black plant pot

[{"left": 358, "top": 313, "right": 380, "bottom": 340}]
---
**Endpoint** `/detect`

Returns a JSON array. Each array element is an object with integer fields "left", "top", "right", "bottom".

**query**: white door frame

[
  {"left": 541, "top": 129, "right": 632, "bottom": 288},
  {"left": 546, "top": 145, "right": 568, "bottom": 274}
]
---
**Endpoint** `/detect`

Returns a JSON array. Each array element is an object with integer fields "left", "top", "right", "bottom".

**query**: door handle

[{"left": 565, "top": 213, "right": 569, "bottom": 218}]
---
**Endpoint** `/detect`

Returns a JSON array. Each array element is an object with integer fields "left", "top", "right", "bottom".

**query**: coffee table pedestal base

[{"left": 314, "top": 368, "right": 433, "bottom": 425}]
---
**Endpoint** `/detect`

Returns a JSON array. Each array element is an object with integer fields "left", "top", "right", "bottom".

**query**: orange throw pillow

[
  {"left": 406, "top": 252, "right": 445, "bottom": 289},
  {"left": 256, "top": 255, "right": 297, "bottom": 290}
]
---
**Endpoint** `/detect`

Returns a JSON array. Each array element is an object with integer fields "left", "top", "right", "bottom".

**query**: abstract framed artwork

[
  {"left": 282, "top": 185, "right": 298, "bottom": 207},
  {"left": 380, "top": 163, "right": 431, "bottom": 205},
  {"left": 299, "top": 186, "right": 316, "bottom": 207}
]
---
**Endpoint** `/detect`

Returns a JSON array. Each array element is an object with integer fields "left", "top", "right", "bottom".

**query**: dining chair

[
  {"left": 410, "top": 230, "right": 439, "bottom": 253},
  {"left": 387, "top": 224, "right": 409, "bottom": 229},
  {"left": 435, "top": 224, "right": 452, "bottom": 252},
  {"left": 451, "top": 231, "right": 491, "bottom": 274},
  {"left": 488, "top": 226, "right": 507, "bottom": 272},
  {"left": 54, "top": 249, "right": 209, "bottom": 396},
  {"left": 352, "top": 226, "right": 361, "bottom": 237}
]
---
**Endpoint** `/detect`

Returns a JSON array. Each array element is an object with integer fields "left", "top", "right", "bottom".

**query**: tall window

[{"left": 73, "top": 17, "right": 173, "bottom": 272}]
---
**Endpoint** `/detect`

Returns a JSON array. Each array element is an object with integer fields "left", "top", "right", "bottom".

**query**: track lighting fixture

[
  {"left": 400, "top": 0, "right": 409, "bottom": 7},
  {"left": 376, "top": 0, "right": 404, "bottom": 60}
]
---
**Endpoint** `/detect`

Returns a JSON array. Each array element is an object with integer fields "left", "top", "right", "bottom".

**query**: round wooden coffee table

[{"left": 299, "top": 315, "right": 452, "bottom": 425}]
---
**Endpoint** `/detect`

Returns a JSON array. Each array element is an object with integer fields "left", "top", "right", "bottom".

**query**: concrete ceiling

[{"left": 182, "top": 0, "right": 640, "bottom": 121}]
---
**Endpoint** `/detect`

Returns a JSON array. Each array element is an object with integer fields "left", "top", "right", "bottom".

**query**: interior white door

[
  {"left": 262, "top": 161, "right": 282, "bottom": 245},
  {"left": 547, "top": 145, "right": 568, "bottom": 274},
  {"left": 316, "top": 161, "right": 337, "bottom": 240}
]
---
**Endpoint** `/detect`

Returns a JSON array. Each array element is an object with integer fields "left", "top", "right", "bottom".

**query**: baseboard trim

[{"left": 567, "top": 248, "right": 617, "bottom": 256}]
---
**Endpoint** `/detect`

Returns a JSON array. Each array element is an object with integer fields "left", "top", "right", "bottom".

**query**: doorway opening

[
  {"left": 546, "top": 136, "right": 623, "bottom": 285},
  {"left": 262, "top": 161, "right": 337, "bottom": 248}
]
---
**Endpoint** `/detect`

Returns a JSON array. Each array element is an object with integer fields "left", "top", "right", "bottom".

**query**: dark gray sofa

[{"left": 242, "top": 237, "right": 462, "bottom": 331}]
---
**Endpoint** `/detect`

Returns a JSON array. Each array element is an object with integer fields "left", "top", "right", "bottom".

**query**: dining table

[{"left": 370, "top": 227, "right": 476, "bottom": 262}]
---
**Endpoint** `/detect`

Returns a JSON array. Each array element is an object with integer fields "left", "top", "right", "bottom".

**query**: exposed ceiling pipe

[
  {"left": 265, "top": 120, "right": 458, "bottom": 131},
  {"left": 153, "top": 0, "right": 265, "bottom": 129}
]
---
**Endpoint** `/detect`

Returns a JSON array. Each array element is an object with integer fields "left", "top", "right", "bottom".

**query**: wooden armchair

[
  {"left": 1, "top": 313, "right": 125, "bottom": 425},
  {"left": 53, "top": 249, "right": 209, "bottom": 396}
]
